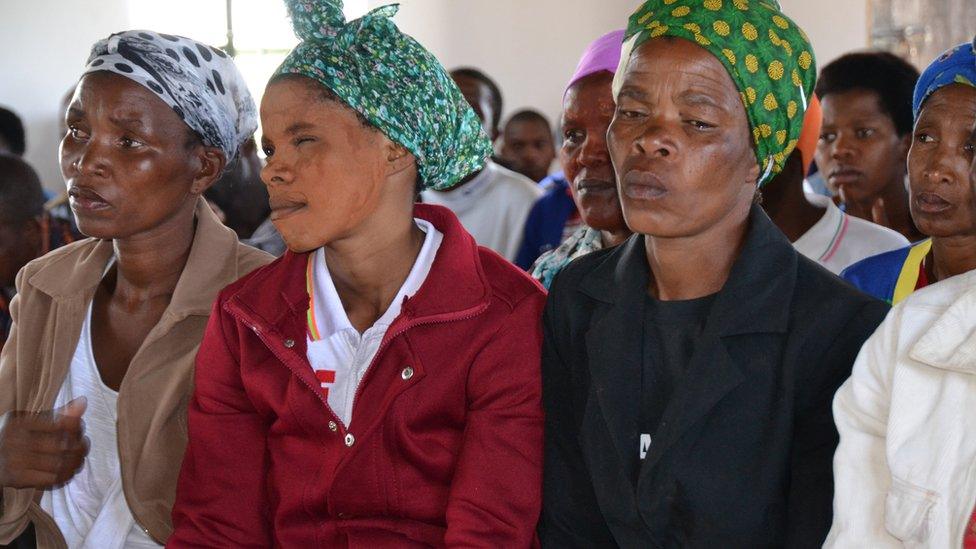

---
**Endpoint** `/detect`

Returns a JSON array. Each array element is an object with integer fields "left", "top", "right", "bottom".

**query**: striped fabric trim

[
  {"left": 819, "top": 213, "right": 850, "bottom": 263},
  {"left": 892, "top": 239, "right": 933, "bottom": 305},
  {"left": 306, "top": 255, "right": 322, "bottom": 341}
]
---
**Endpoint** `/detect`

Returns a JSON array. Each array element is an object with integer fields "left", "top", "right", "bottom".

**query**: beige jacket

[{"left": 0, "top": 201, "right": 272, "bottom": 547}]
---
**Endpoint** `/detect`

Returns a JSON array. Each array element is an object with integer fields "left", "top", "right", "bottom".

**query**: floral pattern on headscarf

[
  {"left": 276, "top": 0, "right": 492, "bottom": 190},
  {"left": 615, "top": 0, "right": 818, "bottom": 186},
  {"left": 530, "top": 227, "right": 605, "bottom": 290}
]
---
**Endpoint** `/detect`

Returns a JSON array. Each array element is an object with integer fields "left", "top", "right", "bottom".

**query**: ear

[
  {"left": 746, "top": 157, "right": 762, "bottom": 187},
  {"left": 189, "top": 146, "right": 227, "bottom": 195},
  {"left": 386, "top": 141, "right": 415, "bottom": 178},
  {"left": 897, "top": 132, "right": 912, "bottom": 157},
  {"left": 23, "top": 217, "right": 42, "bottom": 252}
]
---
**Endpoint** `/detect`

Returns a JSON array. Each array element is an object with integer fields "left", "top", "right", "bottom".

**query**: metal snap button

[
  {"left": 283, "top": 338, "right": 295, "bottom": 348},
  {"left": 328, "top": 421, "right": 337, "bottom": 432},
  {"left": 401, "top": 366, "right": 414, "bottom": 380},
  {"left": 344, "top": 433, "right": 355, "bottom": 447}
]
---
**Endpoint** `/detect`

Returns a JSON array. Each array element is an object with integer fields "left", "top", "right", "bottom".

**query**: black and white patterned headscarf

[{"left": 83, "top": 30, "right": 257, "bottom": 163}]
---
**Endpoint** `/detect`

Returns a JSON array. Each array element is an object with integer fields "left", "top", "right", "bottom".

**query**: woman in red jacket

[{"left": 168, "top": 1, "right": 546, "bottom": 547}]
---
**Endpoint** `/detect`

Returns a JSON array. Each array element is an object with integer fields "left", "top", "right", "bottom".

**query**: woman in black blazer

[{"left": 538, "top": 2, "right": 889, "bottom": 548}]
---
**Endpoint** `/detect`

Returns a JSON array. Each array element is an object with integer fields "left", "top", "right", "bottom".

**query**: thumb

[{"left": 53, "top": 397, "right": 87, "bottom": 420}]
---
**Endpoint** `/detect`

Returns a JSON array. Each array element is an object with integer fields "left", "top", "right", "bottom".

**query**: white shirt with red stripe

[
  {"left": 305, "top": 219, "right": 443, "bottom": 427},
  {"left": 793, "top": 193, "right": 908, "bottom": 275}
]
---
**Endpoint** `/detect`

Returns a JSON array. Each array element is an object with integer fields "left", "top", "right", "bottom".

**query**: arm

[
  {"left": 443, "top": 292, "right": 545, "bottom": 548},
  {"left": 168, "top": 298, "right": 272, "bottom": 548},
  {"left": 514, "top": 202, "right": 545, "bottom": 271},
  {"left": 786, "top": 300, "right": 891, "bottom": 547},
  {"left": 536, "top": 278, "right": 616, "bottom": 548},
  {"left": 822, "top": 304, "right": 903, "bottom": 548}
]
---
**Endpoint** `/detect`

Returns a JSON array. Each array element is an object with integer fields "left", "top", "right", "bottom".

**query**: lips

[
  {"left": 67, "top": 186, "right": 111, "bottom": 212},
  {"left": 828, "top": 168, "right": 864, "bottom": 187},
  {"left": 576, "top": 178, "right": 616, "bottom": 195},
  {"left": 914, "top": 191, "right": 953, "bottom": 214},
  {"left": 269, "top": 197, "right": 307, "bottom": 221},
  {"left": 621, "top": 170, "right": 668, "bottom": 201}
]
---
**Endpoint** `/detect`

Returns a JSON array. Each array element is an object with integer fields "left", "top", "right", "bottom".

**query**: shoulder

[
  {"left": 214, "top": 250, "right": 296, "bottom": 307},
  {"left": 487, "top": 163, "right": 544, "bottom": 199},
  {"left": 794, "top": 254, "right": 888, "bottom": 318},
  {"left": 233, "top": 241, "right": 275, "bottom": 276},
  {"left": 477, "top": 246, "right": 547, "bottom": 312},
  {"left": 19, "top": 237, "right": 100, "bottom": 280},
  {"left": 840, "top": 243, "right": 914, "bottom": 287},
  {"left": 843, "top": 214, "right": 910, "bottom": 250}
]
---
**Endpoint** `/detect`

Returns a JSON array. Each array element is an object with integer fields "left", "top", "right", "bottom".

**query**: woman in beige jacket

[{"left": 0, "top": 31, "right": 270, "bottom": 548}]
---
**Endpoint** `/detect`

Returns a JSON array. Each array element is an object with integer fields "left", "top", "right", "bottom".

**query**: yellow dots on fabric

[
  {"left": 683, "top": 23, "right": 702, "bottom": 33},
  {"left": 637, "top": 11, "right": 655, "bottom": 25},
  {"left": 742, "top": 22, "right": 758, "bottom": 41},
  {"left": 745, "top": 87, "right": 757, "bottom": 103},
  {"left": 772, "top": 15, "right": 789, "bottom": 29},
  {"left": 767, "top": 60, "right": 784, "bottom": 81},
  {"left": 798, "top": 50, "right": 813, "bottom": 70},
  {"left": 763, "top": 93, "right": 778, "bottom": 111},
  {"left": 769, "top": 29, "right": 782, "bottom": 46},
  {"left": 759, "top": 124, "right": 772, "bottom": 138},
  {"left": 672, "top": 6, "right": 691, "bottom": 16},
  {"left": 745, "top": 54, "right": 759, "bottom": 73},
  {"left": 787, "top": 100, "right": 797, "bottom": 119},
  {"left": 774, "top": 151, "right": 786, "bottom": 166},
  {"left": 694, "top": 34, "right": 712, "bottom": 46},
  {"left": 776, "top": 130, "right": 787, "bottom": 145},
  {"left": 792, "top": 68, "right": 802, "bottom": 87},
  {"left": 753, "top": 127, "right": 761, "bottom": 142},
  {"left": 713, "top": 20, "right": 731, "bottom": 36},
  {"left": 723, "top": 48, "right": 737, "bottom": 64},
  {"left": 781, "top": 40, "right": 793, "bottom": 56},
  {"left": 664, "top": 0, "right": 678, "bottom": 4},
  {"left": 734, "top": 0, "right": 749, "bottom": 10},
  {"left": 650, "top": 25, "right": 670, "bottom": 38},
  {"left": 787, "top": 138, "right": 798, "bottom": 151},
  {"left": 704, "top": 0, "right": 723, "bottom": 10}
]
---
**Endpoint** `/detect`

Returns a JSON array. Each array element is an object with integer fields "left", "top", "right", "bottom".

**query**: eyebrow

[
  {"left": 285, "top": 122, "right": 317, "bottom": 135},
  {"left": 681, "top": 92, "right": 723, "bottom": 110},
  {"left": 109, "top": 116, "right": 146, "bottom": 132}
]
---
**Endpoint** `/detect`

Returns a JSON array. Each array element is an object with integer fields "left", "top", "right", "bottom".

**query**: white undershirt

[
  {"left": 306, "top": 218, "right": 443, "bottom": 427},
  {"left": 40, "top": 301, "right": 160, "bottom": 548}
]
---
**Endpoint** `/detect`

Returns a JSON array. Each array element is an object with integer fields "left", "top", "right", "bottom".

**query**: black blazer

[{"left": 538, "top": 206, "right": 889, "bottom": 548}]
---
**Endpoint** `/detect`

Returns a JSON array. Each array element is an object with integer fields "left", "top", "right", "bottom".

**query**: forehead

[
  {"left": 70, "top": 71, "right": 185, "bottom": 127},
  {"left": 918, "top": 83, "right": 976, "bottom": 119},
  {"left": 506, "top": 118, "right": 549, "bottom": 136},
  {"left": 563, "top": 73, "right": 615, "bottom": 116},
  {"left": 620, "top": 37, "right": 738, "bottom": 99},
  {"left": 452, "top": 75, "right": 492, "bottom": 103},
  {"left": 821, "top": 88, "right": 887, "bottom": 122}
]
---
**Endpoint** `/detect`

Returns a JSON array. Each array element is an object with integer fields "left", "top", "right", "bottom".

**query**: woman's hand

[{"left": 0, "top": 397, "right": 89, "bottom": 490}]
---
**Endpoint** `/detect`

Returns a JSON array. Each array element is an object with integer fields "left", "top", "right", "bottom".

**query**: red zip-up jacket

[{"left": 169, "top": 204, "right": 546, "bottom": 548}]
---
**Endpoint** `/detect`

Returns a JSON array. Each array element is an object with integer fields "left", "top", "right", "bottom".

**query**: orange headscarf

[{"left": 796, "top": 94, "right": 822, "bottom": 176}]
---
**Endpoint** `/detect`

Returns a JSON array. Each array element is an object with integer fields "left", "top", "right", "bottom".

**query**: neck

[
  {"left": 645, "top": 201, "right": 751, "bottom": 301},
  {"left": 878, "top": 179, "right": 922, "bottom": 241},
  {"left": 324, "top": 207, "right": 425, "bottom": 332},
  {"left": 762, "top": 181, "right": 824, "bottom": 243},
  {"left": 600, "top": 227, "right": 631, "bottom": 248},
  {"left": 929, "top": 234, "right": 976, "bottom": 282}
]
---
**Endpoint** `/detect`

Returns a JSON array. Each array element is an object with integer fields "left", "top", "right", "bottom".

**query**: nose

[
  {"left": 261, "top": 158, "right": 292, "bottom": 187},
  {"left": 578, "top": 131, "right": 610, "bottom": 168},
  {"left": 632, "top": 120, "right": 677, "bottom": 159},
  {"left": 831, "top": 131, "right": 856, "bottom": 162}
]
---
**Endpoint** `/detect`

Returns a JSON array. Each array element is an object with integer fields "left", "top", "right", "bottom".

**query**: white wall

[{"left": 1, "top": 0, "right": 869, "bottom": 192}]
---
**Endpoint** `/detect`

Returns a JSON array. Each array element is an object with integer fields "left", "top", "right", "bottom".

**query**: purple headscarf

[{"left": 565, "top": 30, "right": 625, "bottom": 97}]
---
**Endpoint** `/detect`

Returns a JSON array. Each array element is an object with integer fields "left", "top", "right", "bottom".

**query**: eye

[
  {"left": 563, "top": 129, "right": 585, "bottom": 144},
  {"left": 915, "top": 132, "right": 935, "bottom": 144},
  {"left": 68, "top": 125, "right": 89, "bottom": 140},
  {"left": 687, "top": 119, "right": 715, "bottom": 131},
  {"left": 819, "top": 132, "right": 836, "bottom": 144},
  {"left": 293, "top": 136, "right": 316, "bottom": 147},
  {"left": 262, "top": 144, "right": 275, "bottom": 157},
  {"left": 965, "top": 141, "right": 975, "bottom": 153},
  {"left": 616, "top": 105, "right": 646, "bottom": 120},
  {"left": 855, "top": 128, "right": 875, "bottom": 139},
  {"left": 118, "top": 136, "right": 143, "bottom": 149}
]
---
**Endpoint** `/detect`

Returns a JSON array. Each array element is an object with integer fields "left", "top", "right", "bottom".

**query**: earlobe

[
  {"left": 387, "top": 143, "right": 414, "bottom": 177},
  {"left": 190, "top": 147, "right": 227, "bottom": 195}
]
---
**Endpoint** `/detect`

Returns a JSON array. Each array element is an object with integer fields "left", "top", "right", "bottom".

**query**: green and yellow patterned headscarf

[
  {"left": 276, "top": 0, "right": 492, "bottom": 190},
  {"left": 614, "top": 0, "right": 817, "bottom": 186}
]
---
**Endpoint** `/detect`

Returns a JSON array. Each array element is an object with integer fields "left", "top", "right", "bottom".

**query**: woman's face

[
  {"left": 61, "top": 72, "right": 221, "bottom": 240},
  {"left": 608, "top": 38, "right": 758, "bottom": 238},
  {"left": 560, "top": 72, "right": 627, "bottom": 234},
  {"left": 907, "top": 84, "right": 976, "bottom": 238},
  {"left": 260, "top": 76, "right": 405, "bottom": 253},
  {"left": 816, "top": 89, "right": 910, "bottom": 204}
]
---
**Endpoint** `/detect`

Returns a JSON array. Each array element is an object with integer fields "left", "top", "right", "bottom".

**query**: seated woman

[
  {"left": 169, "top": 1, "right": 545, "bottom": 547},
  {"left": 538, "top": 2, "right": 889, "bottom": 546},
  {"left": 0, "top": 31, "right": 270, "bottom": 547},
  {"left": 826, "top": 40, "right": 976, "bottom": 548},
  {"left": 842, "top": 43, "right": 976, "bottom": 305},
  {"left": 528, "top": 30, "right": 632, "bottom": 289}
]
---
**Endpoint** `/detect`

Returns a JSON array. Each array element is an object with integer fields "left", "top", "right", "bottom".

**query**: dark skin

[
  {"left": 761, "top": 149, "right": 825, "bottom": 243},
  {"left": 501, "top": 118, "right": 555, "bottom": 182},
  {"left": 907, "top": 84, "right": 976, "bottom": 282},
  {"left": 609, "top": 38, "right": 759, "bottom": 301},
  {"left": 0, "top": 220, "right": 41, "bottom": 288},
  {"left": 261, "top": 76, "right": 422, "bottom": 333},
  {"left": 816, "top": 89, "right": 923, "bottom": 241},
  {"left": 444, "top": 72, "right": 498, "bottom": 191},
  {"left": 561, "top": 71, "right": 630, "bottom": 247},
  {"left": 0, "top": 71, "right": 225, "bottom": 491}
]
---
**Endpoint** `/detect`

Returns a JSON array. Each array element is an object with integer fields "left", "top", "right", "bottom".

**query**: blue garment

[
  {"left": 841, "top": 240, "right": 932, "bottom": 305},
  {"left": 514, "top": 173, "right": 577, "bottom": 270},
  {"left": 912, "top": 41, "right": 976, "bottom": 118}
]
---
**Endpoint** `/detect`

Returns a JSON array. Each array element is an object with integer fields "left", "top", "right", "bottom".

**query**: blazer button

[
  {"left": 328, "top": 421, "right": 337, "bottom": 432},
  {"left": 401, "top": 366, "right": 414, "bottom": 380},
  {"left": 344, "top": 433, "right": 355, "bottom": 447},
  {"left": 283, "top": 338, "right": 295, "bottom": 348}
]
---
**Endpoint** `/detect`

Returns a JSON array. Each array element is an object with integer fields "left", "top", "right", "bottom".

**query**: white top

[
  {"left": 793, "top": 193, "right": 908, "bottom": 275},
  {"left": 826, "top": 268, "right": 976, "bottom": 548},
  {"left": 421, "top": 160, "right": 542, "bottom": 261},
  {"left": 306, "top": 219, "right": 443, "bottom": 427},
  {"left": 40, "top": 303, "right": 161, "bottom": 549}
]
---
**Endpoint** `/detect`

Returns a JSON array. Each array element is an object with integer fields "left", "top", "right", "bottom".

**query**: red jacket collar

[{"left": 227, "top": 204, "right": 493, "bottom": 330}]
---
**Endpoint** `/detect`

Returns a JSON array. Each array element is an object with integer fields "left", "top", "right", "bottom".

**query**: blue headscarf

[{"left": 912, "top": 41, "right": 976, "bottom": 119}]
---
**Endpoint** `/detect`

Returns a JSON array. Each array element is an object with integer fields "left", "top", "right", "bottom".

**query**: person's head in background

[
  {"left": 450, "top": 67, "right": 503, "bottom": 143},
  {"left": 204, "top": 137, "right": 270, "bottom": 239},
  {"left": 0, "top": 107, "right": 26, "bottom": 157},
  {"left": 0, "top": 154, "right": 46, "bottom": 288},
  {"left": 500, "top": 109, "right": 555, "bottom": 182},
  {"left": 815, "top": 51, "right": 922, "bottom": 239}
]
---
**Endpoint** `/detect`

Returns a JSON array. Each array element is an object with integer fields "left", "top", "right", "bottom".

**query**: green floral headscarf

[
  {"left": 276, "top": 0, "right": 492, "bottom": 190},
  {"left": 614, "top": 0, "right": 817, "bottom": 186}
]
